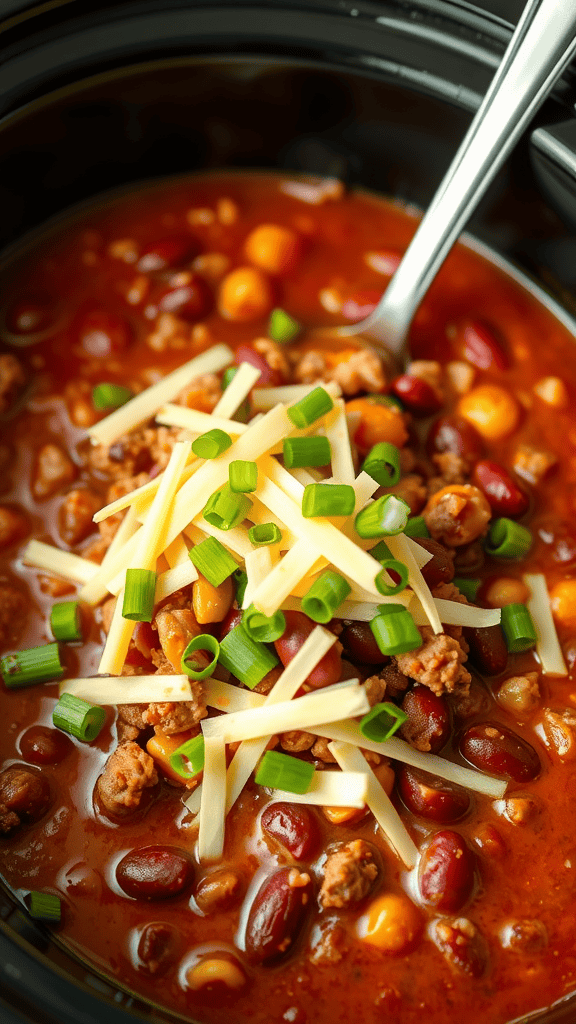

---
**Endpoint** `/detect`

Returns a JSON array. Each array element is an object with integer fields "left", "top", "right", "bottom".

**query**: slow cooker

[{"left": 2, "top": 1, "right": 576, "bottom": 1021}]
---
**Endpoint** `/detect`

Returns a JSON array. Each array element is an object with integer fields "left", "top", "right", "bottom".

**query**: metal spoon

[{"left": 340, "top": 0, "right": 576, "bottom": 353}]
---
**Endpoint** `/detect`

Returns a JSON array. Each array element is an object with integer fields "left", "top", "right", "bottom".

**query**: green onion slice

[
  {"left": 181, "top": 634, "right": 220, "bottom": 680},
  {"left": 52, "top": 692, "right": 106, "bottom": 742},
  {"left": 203, "top": 485, "right": 252, "bottom": 531},
  {"left": 283, "top": 436, "right": 331, "bottom": 469},
  {"left": 218, "top": 624, "right": 278, "bottom": 689},
  {"left": 242, "top": 604, "right": 286, "bottom": 643},
  {"left": 453, "top": 577, "right": 481, "bottom": 602},
  {"left": 301, "top": 571, "right": 351, "bottom": 623},
  {"left": 369, "top": 605, "right": 422, "bottom": 656},
  {"left": 268, "top": 308, "right": 301, "bottom": 343},
  {"left": 169, "top": 734, "right": 205, "bottom": 779},
  {"left": 92, "top": 383, "right": 132, "bottom": 411},
  {"left": 248, "top": 523, "right": 282, "bottom": 547},
  {"left": 255, "top": 750, "right": 314, "bottom": 794},
  {"left": 27, "top": 892, "right": 62, "bottom": 922},
  {"left": 1, "top": 643, "right": 64, "bottom": 689},
  {"left": 500, "top": 603, "right": 537, "bottom": 653},
  {"left": 229, "top": 459, "right": 258, "bottom": 493},
  {"left": 403, "top": 516, "right": 430, "bottom": 539},
  {"left": 375, "top": 560, "right": 409, "bottom": 597},
  {"left": 362, "top": 442, "right": 401, "bottom": 487},
  {"left": 360, "top": 701, "right": 408, "bottom": 742},
  {"left": 484, "top": 518, "right": 533, "bottom": 560},
  {"left": 50, "top": 601, "right": 83, "bottom": 643},
  {"left": 192, "top": 428, "right": 233, "bottom": 460},
  {"left": 287, "top": 387, "right": 333, "bottom": 428},
  {"left": 355, "top": 495, "right": 410, "bottom": 538},
  {"left": 302, "top": 482, "right": 355, "bottom": 518},
  {"left": 122, "top": 568, "right": 156, "bottom": 622},
  {"left": 188, "top": 536, "right": 238, "bottom": 587}
]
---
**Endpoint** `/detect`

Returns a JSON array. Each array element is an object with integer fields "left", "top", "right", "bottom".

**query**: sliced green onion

[
  {"left": 287, "top": 387, "right": 333, "bottom": 428},
  {"left": 269, "top": 307, "right": 301, "bottom": 344},
  {"left": 192, "top": 428, "right": 233, "bottom": 460},
  {"left": 242, "top": 604, "right": 286, "bottom": 643},
  {"left": 218, "top": 624, "right": 278, "bottom": 689},
  {"left": 369, "top": 604, "right": 422, "bottom": 656},
  {"left": 302, "top": 482, "right": 355, "bottom": 518},
  {"left": 1, "top": 643, "right": 63, "bottom": 689},
  {"left": 255, "top": 750, "right": 314, "bottom": 794},
  {"left": 283, "top": 436, "right": 331, "bottom": 469},
  {"left": 122, "top": 568, "right": 156, "bottom": 622},
  {"left": 50, "top": 601, "right": 83, "bottom": 643},
  {"left": 92, "top": 383, "right": 132, "bottom": 411},
  {"left": 375, "top": 560, "right": 409, "bottom": 597},
  {"left": 360, "top": 701, "right": 408, "bottom": 742},
  {"left": 500, "top": 603, "right": 537, "bottom": 653},
  {"left": 181, "top": 634, "right": 220, "bottom": 680},
  {"left": 248, "top": 522, "right": 283, "bottom": 547},
  {"left": 27, "top": 892, "right": 61, "bottom": 922},
  {"left": 453, "top": 577, "right": 481, "bottom": 602},
  {"left": 362, "top": 442, "right": 401, "bottom": 487},
  {"left": 355, "top": 495, "right": 410, "bottom": 538},
  {"left": 484, "top": 518, "right": 533, "bottom": 560},
  {"left": 222, "top": 366, "right": 250, "bottom": 423},
  {"left": 203, "top": 485, "right": 252, "bottom": 531},
  {"left": 229, "top": 460, "right": 258, "bottom": 493},
  {"left": 233, "top": 568, "right": 248, "bottom": 607},
  {"left": 188, "top": 536, "right": 238, "bottom": 587},
  {"left": 301, "top": 571, "right": 351, "bottom": 623},
  {"left": 366, "top": 393, "right": 404, "bottom": 411},
  {"left": 403, "top": 516, "right": 430, "bottom": 539},
  {"left": 52, "top": 692, "right": 106, "bottom": 742},
  {"left": 169, "top": 733, "right": 205, "bottom": 780}
]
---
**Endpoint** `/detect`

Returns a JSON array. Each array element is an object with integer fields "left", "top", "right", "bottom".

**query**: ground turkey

[
  {"left": 97, "top": 741, "right": 158, "bottom": 816},
  {"left": 395, "top": 627, "right": 471, "bottom": 696},
  {"left": 320, "top": 839, "right": 380, "bottom": 908}
]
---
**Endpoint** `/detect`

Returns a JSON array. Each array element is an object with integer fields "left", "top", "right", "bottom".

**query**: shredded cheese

[
  {"left": 198, "top": 736, "right": 227, "bottom": 861},
  {"left": 212, "top": 361, "right": 261, "bottom": 418},
  {"left": 386, "top": 532, "right": 442, "bottom": 634},
  {"left": 164, "top": 533, "right": 190, "bottom": 569},
  {"left": 60, "top": 675, "right": 192, "bottom": 703},
  {"left": 93, "top": 461, "right": 200, "bottom": 524},
  {"left": 204, "top": 678, "right": 266, "bottom": 714},
  {"left": 270, "top": 771, "right": 369, "bottom": 808},
  {"left": 252, "top": 380, "right": 341, "bottom": 411},
  {"left": 155, "top": 404, "right": 247, "bottom": 436},
  {"left": 324, "top": 399, "right": 355, "bottom": 484},
  {"left": 411, "top": 598, "right": 502, "bottom": 628},
  {"left": 524, "top": 572, "right": 568, "bottom": 676},
  {"left": 154, "top": 561, "right": 198, "bottom": 603},
  {"left": 243, "top": 547, "right": 273, "bottom": 609},
  {"left": 99, "top": 504, "right": 139, "bottom": 567},
  {"left": 22, "top": 540, "right": 98, "bottom": 585}
]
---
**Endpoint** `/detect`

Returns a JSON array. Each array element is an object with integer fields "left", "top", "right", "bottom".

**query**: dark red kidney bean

[
  {"left": 6, "top": 295, "right": 54, "bottom": 334},
  {"left": 456, "top": 318, "right": 509, "bottom": 371},
  {"left": 340, "top": 289, "right": 380, "bottom": 322},
  {"left": 432, "top": 917, "right": 488, "bottom": 977},
  {"left": 19, "top": 725, "right": 73, "bottom": 766},
  {"left": 137, "top": 922, "right": 177, "bottom": 975},
  {"left": 234, "top": 343, "right": 285, "bottom": 386},
  {"left": 116, "top": 846, "right": 194, "bottom": 901},
  {"left": 413, "top": 537, "right": 455, "bottom": 588},
  {"left": 219, "top": 608, "right": 243, "bottom": 640},
  {"left": 132, "top": 621, "right": 157, "bottom": 660},
  {"left": 78, "top": 308, "right": 132, "bottom": 357},
  {"left": 419, "top": 830, "right": 475, "bottom": 912},
  {"left": 400, "top": 686, "right": 450, "bottom": 754},
  {"left": 275, "top": 610, "right": 341, "bottom": 688},
  {"left": 472, "top": 460, "right": 528, "bottom": 518},
  {"left": 261, "top": 803, "right": 320, "bottom": 860},
  {"left": 460, "top": 721, "right": 540, "bottom": 782},
  {"left": 194, "top": 869, "right": 244, "bottom": 914},
  {"left": 0, "top": 766, "right": 51, "bottom": 823},
  {"left": 450, "top": 678, "right": 492, "bottom": 721},
  {"left": 340, "top": 621, "right": 388, "bottom": 665},
  {"left": 392, "top": 374, "right": 442, "bottom": 416},
  {"left": 463, "top": 624, "right": 508, "bottom": 676},
  {"left": 398, "top": 765, "right": 470, "bottom": 823},
  {"left": 427, "top": 414, "right": 484, "bottom": 462},
  {"left": 245, "top": 866, "right": 313, "bottom": 963},
  {"left": 472, "top": 823, "right": 506, "bottom": 860},
  {"left": 137, "top": 235, "right": 198, "bottom": 272},
  {"left": 158, "top": 276, "right": 213, "bottom": 321}
]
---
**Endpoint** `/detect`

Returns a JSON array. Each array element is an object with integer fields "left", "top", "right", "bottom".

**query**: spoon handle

[{"left": 356, "top": 0, "right": 576, "bottom": 351}]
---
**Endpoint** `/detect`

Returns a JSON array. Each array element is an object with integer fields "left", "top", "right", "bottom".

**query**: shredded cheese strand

[
  {"left": 60, "top": 675, "right": 192, "bottom": 703},
  {"left": 22, "top": 540, "right": 98, "bottom": 585},
  {"left": 270, "top": 771, "right": 369, "bottom": 808},
  {"left": 212, "top": 361, "right": 261, "bottom": 418},
  {"left": 156, "top": 404, "right": 247, "bottom": 436},
  {"left": 386, "top": 532, "right": 442, "bottom": 634},
  {"left": 524, "top": 572, "right": 567, "bottom": 676},
  {"left": 198, "top": 736, "right": 227, "bottom": 862},
  {"left": 324, "top": 398, "right": 355, "bottom": 484}
]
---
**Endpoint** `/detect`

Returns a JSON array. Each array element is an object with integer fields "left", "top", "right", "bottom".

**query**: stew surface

[{"left": 2, "top": 172, "right": 576, "bottom": 1024}]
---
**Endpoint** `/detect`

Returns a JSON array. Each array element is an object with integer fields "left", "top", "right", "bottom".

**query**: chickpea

[
  {"left": 218, "top": 266, "right": 274, "bottom": 322},
  {"left": 358, "top": 893, "right": 422, "bottom": 954},
  {"left": 186, "top": 955, "right": 246, "bottom": 991},
  {"left": 496, "top": 673, "right": 540, "bottom": 717},
  {"left": 485, "top": 577, "right": 529, "bottom": 608},
  {"left": 550, "top": 580, "right": 576, "bottom": 630},
  {"left": 457, "top": 384, "right": 519, "bottom": 440},
  {"left": 346, "top": 398, "right": 409, "bottom": 452},
  {"left": 244, "top": 223, "right": 301, "bottom": 275}
]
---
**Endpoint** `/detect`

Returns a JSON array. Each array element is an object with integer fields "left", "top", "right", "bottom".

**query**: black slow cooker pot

[{"left": 2, "top": 2, "right": 576, "bottom": 1022}]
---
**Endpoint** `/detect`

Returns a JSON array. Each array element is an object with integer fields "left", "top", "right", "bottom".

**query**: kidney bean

[
  {"left": 19, "top": 725, "right": 73, "bottom": 766},
  {"left": 460, "top": 721, "right": 540, "bottom": 782},
  {"left": 0, "top": 766, "right": 51, "bottom": 824},
  {"left": 419, "top": 830, "right": 475, "bottom": 912},
  {"left": 450, "top": 677, "right": 492, "bottom": 721},
  {"left": 472, "top": 460, "right": 528, "bottom": 518},
  {"left": 456, "top": 318, "right": 509, "bottom": 371},
  {"left": 116, "top": 846, "right": 194, "bottom": 901},
  {"left": 472, "top": 823, "right": 506, "bottom": 859},
  {"left": 400, "top": 686, "right": 450, "bottom": 754},
  {"left": 261, "top": 802, "right": 320, "bottom": 860},
  {"left": 195, "top": 869, "right": 243, "bottom": 914},
  {"left": 398, "top": 766, "right": 470, "bottom": 823},
  {"left": 432, "top": 917, "right": 488, "bottom": 977},
  {"left": 275, "top": 611, "right": 342, "bottom": 688},
  {"left": 463, "top": 624, "right": 508, "bottom": 676},
  {"left": 78, "top": 308, "right": 131, "bottom": 357},
  {"left": 427, "top": 414, "right": 484, "bottom": 462},
  {"left": 234, "top": 343, "right": 285, "bottom": 387},
  {"left": 413, "top": 537, "right": 455, "bottom": 588},
  {"left": 219, "top": 607, "right": 243, "bottom": 640},
  {"left": 137, "top": 235, "right": 198, "bottom": 272},
  {"left": 245, "top": 866, "right": 313, "bottom": 963},
  {"left": 340, "top": 621, "right": 388, "bottom": 665},
  {"left": 137, "top": 922, "right": 177, "bottom": 974},
  {"left": 392, "top": 375, "right": 442, "bottom": 416},
  {"left": 158, "top": 276, "right": 212, "bottom": 321},
  {"left": 340, "top": 289, "right": 380, "bottom": 322}
]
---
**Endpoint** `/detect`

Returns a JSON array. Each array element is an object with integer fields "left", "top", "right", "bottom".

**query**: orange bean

[
  {"left": 244, "top": 223, "right": 301, "bottom": 275},
  {"left": 218, "top": 266, "right": 274, "bottom": 322},
  {"left": 346, "top": 397, "right": 408, "bottom": 452},
  {"left": 485, "top": 577, "right": 529, "bottom": 608},
  {"left": 457, "top": 384, "right": 519, "bottom": 440},
  {"left": 358, "top": 893, "right": 422, "bottom": 954}
]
